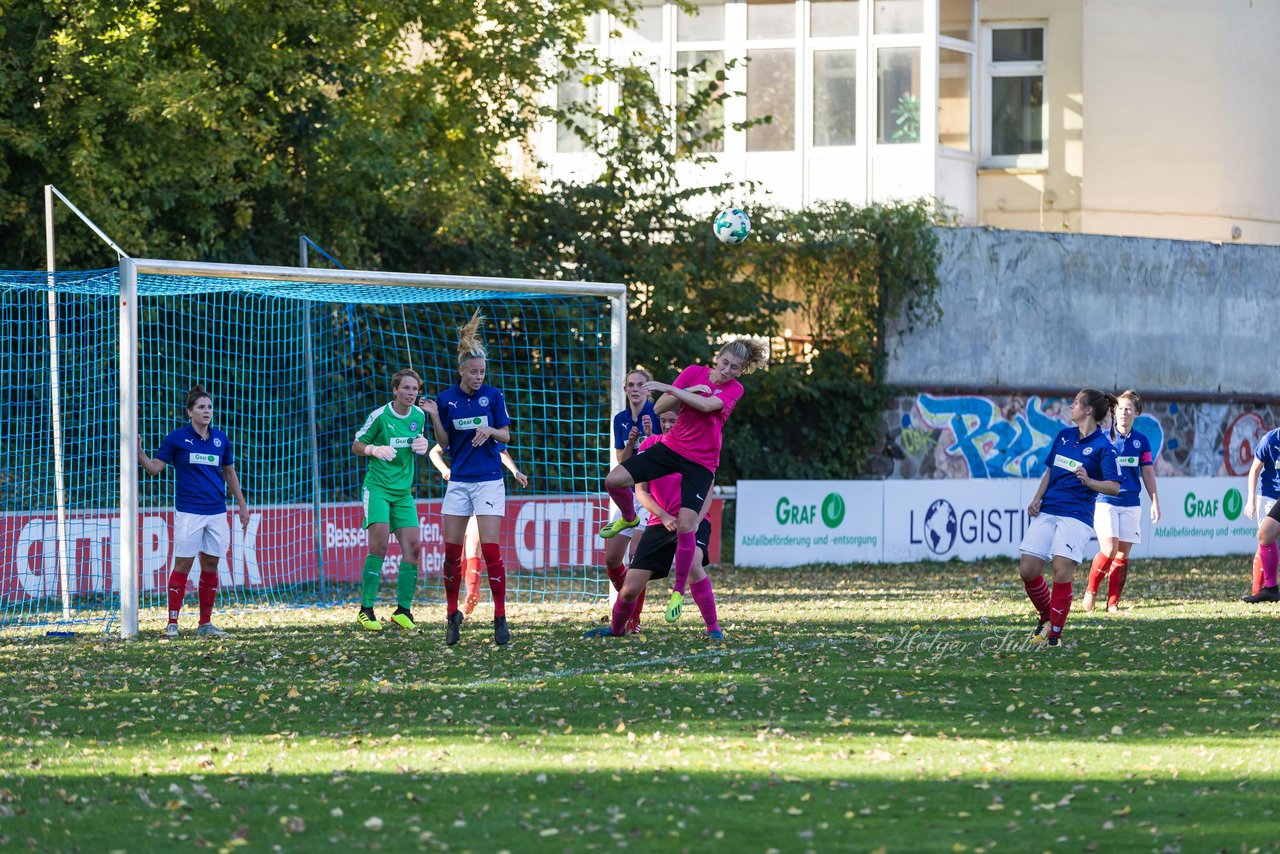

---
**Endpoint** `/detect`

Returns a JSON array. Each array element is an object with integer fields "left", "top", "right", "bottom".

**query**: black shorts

[
  {"left": 619, "top": 441, "right": 714, "bottom": 514},
  {"left": 1269, "top": 498, "right": 1280, "bottom": 523},
  {"left": 629, "top": 518, "right": 713, "bottom": 580}
]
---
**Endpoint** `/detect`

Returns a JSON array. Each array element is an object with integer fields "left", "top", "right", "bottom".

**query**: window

[
  {"left": 873, "top": 0, "right": 921, "bottom": 35},
  {"left": 677, "top": 50, "right": 727, "bottom": 152},
  {"left": 877, "top": 47, "right": 920, "bottom": 144},
  {"left": 749, "top": 0, "right": 795, "bottom": 39},
  {"left": 747, "top": 48, "right": 796, "bottom": 151},
  {"left": 983, "top": 24, "right": 1046, "bottom": 166},
  {"left": 813, "top": 50, "right": 857, "bottom": 146},
  {"left": 556, "top": 67, "right": 597, "bottom": 153},
  {"left": 811, "top": 0, "right": 860, "bottom": 37},
  {"left": 938, "top": 48, "right": 971, "bottom": 151},
  {"left": 677, "top": 0, "right": 725, "bottom": 42},
  {"left": 940, "top": 0, "right": 973, "bottom": 41}
]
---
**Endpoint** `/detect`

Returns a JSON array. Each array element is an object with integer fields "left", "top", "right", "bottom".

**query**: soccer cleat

[
  {"left": 445, "top": 610, "right": 463, "bottom": 646},
  {"left": 356, "top": 608, "right": 383, "bottom": 632},
  {"left": 582, "top": 625, "right": 621, "bottom": 639},
  {"left": 493, "top": 616, "right": 511, "bottom": 646},
  {"left": 164, "top": 623, "right": 179, "bottom": 639},
  {"left": 1045, "top": 633, "right": 1063, "bottom": 648},
  {"left": 196, "top": 622, "right": 228, "bottom": 638},
  {"left": 390, "top": 607, "right": 417, "bottom": 631},
  {"left": 664, "top": 591, "right": 685, "bottom": 623},
  {"left": 624, "top": 617, "right": 642, "bottom": 635},
  {"left": 1081, "top": 591, "right": 1096, "bottom": 613},
  {"left": 1106, "top": 602, "right": 1120, "bottom": 614},
  {"left": 1028, "top": 618, "right": 1049, "bottom": 644},
  {"left": 598, "top": 515, "right": 641, "bottom": 539},
  {"left": 706, "top": 628, "right": 725, "bottom": 641},
  {"left": 1241, "top": 585, "right": 1280, "bottom": 604}
]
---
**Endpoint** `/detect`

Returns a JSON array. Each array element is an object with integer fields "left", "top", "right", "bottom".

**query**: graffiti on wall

[{"left": 877, "top": 394, "right": 1279, "bottom": 480}]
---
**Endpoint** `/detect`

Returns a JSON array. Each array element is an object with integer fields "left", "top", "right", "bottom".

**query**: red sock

[
  {"left": 1252, "top": 551, "right": 1264, "bottom": 596},
  {"left": 166, "top": 569, "right": 190, "bottom": 624},
  {"left": 443, "top": 543, "right": 464, "bottom": 615},
  {"left": 1022, "top": 575, "right": 1051, "bottom": 621},
  {"left": 1086, "top": 553, "right": 1110, "bottom": 595},
  {"left": 198, "top": 571, "right": 219, "bottom": 624},
  {"left": 482, "top": 543, "right": 506, "bottom": 619},
  {"left": 1106, "top": 558, "right": 1129, "bottom": 608},
  {"left": 606, "top": 562, "right": 627, "bottom": 592},
  {"left": 1049, "top": 582, "right": 1073, "bottom": 636}
]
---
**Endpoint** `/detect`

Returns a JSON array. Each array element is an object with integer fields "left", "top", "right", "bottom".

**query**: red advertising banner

[{"left": 0, "top": 496, "right": 725, "bottom": 600}]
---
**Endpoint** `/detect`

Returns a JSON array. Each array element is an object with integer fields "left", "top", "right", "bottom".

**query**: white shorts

[
  {"left": 1019, "top": 513, "right": 1093, "bottom": 563},
  {"left": 174, "top": 511, "right": 230, "bottom": 559},
  {"left": 443, "top": 480, "right": 506, "bottom": 517},
  {"left": 608, "top": 505, "right": 651, "bottom": 539},
  {"left": 1094, "top": 503, "right": 1142, "bottom": 544},
  {"left": 1258, "top": 496, "right": 1278, "bottom": 525}
]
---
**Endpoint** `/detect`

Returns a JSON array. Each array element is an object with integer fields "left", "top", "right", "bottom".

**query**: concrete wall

[{"left": 886, "top": 227, "right": 1280, "bottom": 397}]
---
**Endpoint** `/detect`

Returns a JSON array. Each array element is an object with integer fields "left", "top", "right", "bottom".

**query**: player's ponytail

[
  {"left": 457, "top": 310, "right": 488, "bottom": 367},
  {"left": 1079, "top": 388, "right": 1116, "bottom": 429},
  {"left": 185, "top": 385, "right": 211, "bottom": 412},
  {"left": 720, "top": 339, "right": 769, "bottom": 375}
]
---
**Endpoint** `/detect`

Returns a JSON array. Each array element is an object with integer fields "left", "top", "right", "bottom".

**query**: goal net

[{"left": 0, "top": 260, "right": 625, "bottom": 638}]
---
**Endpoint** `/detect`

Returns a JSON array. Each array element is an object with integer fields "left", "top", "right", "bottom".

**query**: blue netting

[{"left": 0, "top": 268, "right": 617, "bottom": 631}]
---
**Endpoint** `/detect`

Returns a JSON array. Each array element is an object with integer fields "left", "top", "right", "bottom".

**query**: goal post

[{"left": 112, "top": 257, "right": 627, "bottom": 639}]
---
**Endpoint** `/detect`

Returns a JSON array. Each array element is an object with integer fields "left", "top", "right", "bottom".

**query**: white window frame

[
  {"left": 937, "top": 21, "right": 975, "bottom": 156},
  {"left": 981, "top": 21, "right": 1047, "bottom": 169}
]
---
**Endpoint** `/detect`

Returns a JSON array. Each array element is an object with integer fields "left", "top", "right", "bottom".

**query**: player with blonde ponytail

[
  {"left": 424, "top": 310, "right": 515, "bottom": 646},
  {"left": 590, "top": 338, "right": 767, "bottom": 639}
]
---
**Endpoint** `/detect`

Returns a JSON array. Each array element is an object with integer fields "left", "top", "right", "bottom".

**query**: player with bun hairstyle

[
  {"left": 424, "top": 310, "right": 514, "bottom": 646},
  {"left": 1017, "top": 389, "right": 1121, "bottom": 647},
  {"left": 599, "top": 338, "right": 767, "bottom": 627},
  {"left": 351, "top": 369, "right": 432, "bottom": 632},
  {"left": 1083, "top": 389, "right": 1160, "bottom": 613},
  {"left": 139, "top": 385, "right": 249, "bottom": 638}
]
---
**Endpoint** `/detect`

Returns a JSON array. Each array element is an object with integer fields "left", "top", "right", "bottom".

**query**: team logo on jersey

[
  {"left": 1083, "top": 447, "right": 1094, "bottom": 455},
  {"left": 410, "top": 422, "right": 419, "bottom": 432},
  {"left": 213, "top": 437, "right": 222, "bottom": 448},
  {"left": 479, "top": 396, "right": 490, "bottom": 407},
  {"left": 1134, "top": 439, "right": 1142, "bottom": 449}
]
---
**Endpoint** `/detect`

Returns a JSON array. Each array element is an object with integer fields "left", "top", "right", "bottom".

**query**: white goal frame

[{"left": 117, "top": 257, "right": 627, "bottom": 639}]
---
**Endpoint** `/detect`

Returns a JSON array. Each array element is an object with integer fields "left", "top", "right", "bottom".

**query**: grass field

[{"left": 2, "top": 557, "right": 1278, "bottom": 852}]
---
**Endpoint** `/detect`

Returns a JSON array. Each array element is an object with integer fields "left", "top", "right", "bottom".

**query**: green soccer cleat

[
  {"left": 664, "top": 591, "right": 685, "bottom": 623},
  {"left": 598, "top": 515, "right": 641, "bottom": 539},
  {"left": 390, "top": 607, "right": 417, "bottom": 631},
  {"left": 356, "top": 608, "right": 383, "bottom": 632}
]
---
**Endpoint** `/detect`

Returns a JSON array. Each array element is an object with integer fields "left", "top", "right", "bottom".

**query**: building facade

[{"left": 537, "top": 0, "right": 1280, "bottom": 246}]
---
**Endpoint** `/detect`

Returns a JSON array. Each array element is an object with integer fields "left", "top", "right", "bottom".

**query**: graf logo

[
  {"left": 821, "top": 493, "right": 845, "bottom": 529},
  {"left": 1223, "top": 488, "right": 1244, "bottom": 521}
]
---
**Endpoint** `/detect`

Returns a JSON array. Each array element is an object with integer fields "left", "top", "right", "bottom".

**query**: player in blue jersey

[
  {"left": 1242, "top": 426, "right": 1280, "bottom": 602},
  {"left": 1083, "top": 390, "right": 1160, "bottom": 613},
  {"left": 424, "top": 310, "right": 514, "bottom": 646},
  {"left": 138, "top": 385, "right": 249, "bottom": 639},
  {"left": 603, "top": 369, "right": 664, "bottom": 632},
  {"left": 429, "top": 441, "right": 528, "bottom": 615},
  {"left": 1017, "top": 389, "right": 1121, "bottom": 647}
]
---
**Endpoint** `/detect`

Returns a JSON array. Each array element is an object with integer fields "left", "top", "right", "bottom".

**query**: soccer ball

[{"left": 712, "top": 208, "right": 751, "bottom": 245}]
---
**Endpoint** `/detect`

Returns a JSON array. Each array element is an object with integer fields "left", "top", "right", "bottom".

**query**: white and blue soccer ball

[{"left": 712, "top": 208, "right": 751, "bottom": 245}]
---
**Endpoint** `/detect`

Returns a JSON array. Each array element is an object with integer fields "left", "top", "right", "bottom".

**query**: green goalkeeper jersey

[{"left": 355, "top": 403, "right": 425, "bottom": 494}]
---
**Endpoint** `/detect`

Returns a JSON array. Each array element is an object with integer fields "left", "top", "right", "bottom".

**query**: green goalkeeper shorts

[{"left": 362, "top": 485, "right": 419, "bottom": 532}]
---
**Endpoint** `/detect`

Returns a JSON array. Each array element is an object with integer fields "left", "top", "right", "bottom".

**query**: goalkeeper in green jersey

[{"left": 351, "top": 368, "right": 432, "bottom": 631}]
